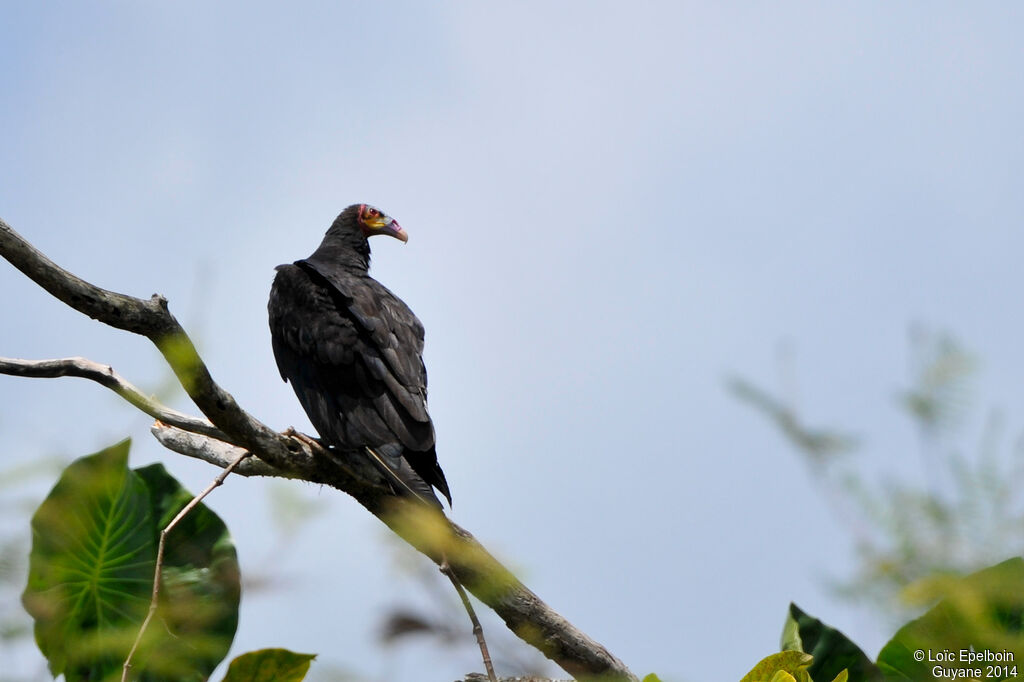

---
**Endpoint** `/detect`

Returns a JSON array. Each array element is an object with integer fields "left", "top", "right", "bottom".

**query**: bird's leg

[{"left": 440, "top": 554, "right": 497, "bottom": 682}]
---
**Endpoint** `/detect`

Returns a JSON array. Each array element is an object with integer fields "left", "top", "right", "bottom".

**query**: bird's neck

[{"left": 307, "top": 234, "right": 371, "bottom": 272}]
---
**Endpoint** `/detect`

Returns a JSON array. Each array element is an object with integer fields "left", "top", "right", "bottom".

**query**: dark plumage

[{"left": 268, "top": 204, "right": 450, "bottom": 507}]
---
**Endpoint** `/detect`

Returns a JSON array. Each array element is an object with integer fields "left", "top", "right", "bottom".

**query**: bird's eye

[{"left": 367, "top": 208, "right": 379, "bottom": 218}]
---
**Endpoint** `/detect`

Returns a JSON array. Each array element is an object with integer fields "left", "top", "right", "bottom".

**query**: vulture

[{"left": 268, "top": 204, "right": 451, "bottom": 507}]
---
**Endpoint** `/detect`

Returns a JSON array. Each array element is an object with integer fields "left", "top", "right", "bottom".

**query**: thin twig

[
  {"left": 442, "top": 557, "right": 498, "bottom": 682},
  {"left": 0, "top": 356, "right": 228, "bottom": 440},
  {"left": 121, "top": 449, "right": 252, "bottom": 681}
]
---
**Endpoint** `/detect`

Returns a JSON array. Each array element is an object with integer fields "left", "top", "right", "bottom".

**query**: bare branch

[
  {"left": 0, "top": 356, "right": 228, "bottom": 440},
  {"left": 152, "top": 423, "right": 279, "bottom": 476},
  {"left": 0, "top": 217, "right": 638, "bottom": 681}
]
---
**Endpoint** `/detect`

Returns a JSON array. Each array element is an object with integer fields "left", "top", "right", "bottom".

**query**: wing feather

[{"left": 268, "top": 261, "right": 433, "bottom": 451}]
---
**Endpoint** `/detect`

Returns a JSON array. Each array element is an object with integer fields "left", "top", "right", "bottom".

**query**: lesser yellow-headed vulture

[{"left": 268, "top": 204, "right": 451, "bottom": 507}]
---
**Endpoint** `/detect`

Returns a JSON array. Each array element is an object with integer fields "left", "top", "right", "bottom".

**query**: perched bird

[{"left": 268, "top": 204, "right": 451, "bottom": 507}]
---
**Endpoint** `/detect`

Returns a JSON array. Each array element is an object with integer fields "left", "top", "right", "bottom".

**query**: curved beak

[
  {"left": 385, "top": 217, "right": 409, "bottom": 243},
  {"left": 365, "top": 215, "right": 408, "bottom": 243}
]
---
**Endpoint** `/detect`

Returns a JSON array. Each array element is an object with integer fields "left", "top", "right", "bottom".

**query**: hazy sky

[{"left": 3, "top": 3, "right": 1024, "bottom": 681}]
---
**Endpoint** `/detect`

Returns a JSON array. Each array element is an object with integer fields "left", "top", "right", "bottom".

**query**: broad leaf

[
  {"left": 222, "top": 648, "right": 316, "bottom": 682},
  {"left": 22, "top": 441, "right": 241, "bottom": 682},
  {"left": 22, "top": 440, "right": 156, "bottom": 681},
  {"left": 877, "top": 558, "right": 1024, "bottom": 680},
  {"left": 782, "top": 603, "right": 881, "bottom": 682}
]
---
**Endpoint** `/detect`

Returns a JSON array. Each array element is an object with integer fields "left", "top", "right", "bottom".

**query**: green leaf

[
  {"left": 22, "top": 440, "right": 156, "bottom": 681},
  {"left": 877, "top": 558, "right": 1024, "bottom": 680},
  {"left": 134, "top": 462, "right": 241, "bottom": 681},
  {"left": 222, "top": 648, "right": 316, "bottom": 682},
  {"left": 642, "top": 675, "right": 664, "bottom": 682},
  {"left": 782, "top": 603, "right": 882, "bottom": 682},
  {"left": 21, "top": 442, "right": 241, "bottom": 682},
  {"left": 740, "top": 651, "right": 813, "bottom": 682}
]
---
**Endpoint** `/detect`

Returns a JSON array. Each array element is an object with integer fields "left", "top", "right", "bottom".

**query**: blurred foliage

[
  {"left": 728, "top": 378, "right": 859, "bottom": 464},
  {"left": 899, "top": 329, "right": 975, "bottom": 434},
  {"left": 877, "top": 558, "right": 1024, "bottom": 679},
  {"left": 732, "top": 328, "right": 1024, "bottom": 622},
  {"left": 22, "top": 440, "right": 240, "bottom": 681},
  {"left": 375, "top": 530, "right": 555, "bottom": 679},
  {"left": 767, "top": 560, "right": 1024, "bottom": 681}
]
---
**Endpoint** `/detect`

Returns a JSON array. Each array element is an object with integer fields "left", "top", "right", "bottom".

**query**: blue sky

[{"left": 2, "top": 3, "right": 1024, "bottom": 680}]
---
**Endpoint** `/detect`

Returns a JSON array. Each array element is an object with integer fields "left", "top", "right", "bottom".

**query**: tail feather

[{"left": 364, "top": 445, "right": 445, "bottom": 508}]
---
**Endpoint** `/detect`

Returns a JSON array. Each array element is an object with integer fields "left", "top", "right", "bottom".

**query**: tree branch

[
  {"left": 0, "top": 216, "right": 638, "bottom": 681},
  {"left": 0, "top": 217, "right": 297, "bottom": 469},
  {"left": 0, "top": 356, "right": 227, "bottom": 440},
  {"left": 152, "top": 423, "right": 279, "bottom": 477}
]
